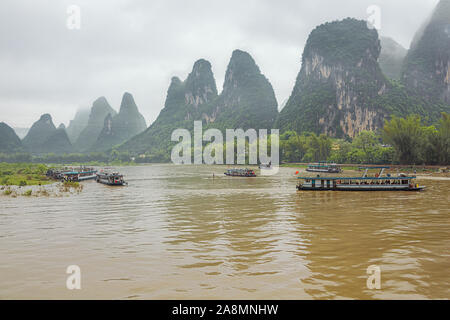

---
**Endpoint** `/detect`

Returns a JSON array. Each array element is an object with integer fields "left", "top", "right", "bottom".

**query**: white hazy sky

[{"left": 0, "top": 0, "right": 440, "bottom": 128}]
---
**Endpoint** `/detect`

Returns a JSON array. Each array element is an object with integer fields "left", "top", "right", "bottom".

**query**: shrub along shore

[
  {"left": 2, "top": 113, "right": 448, "bottom": 166},
  {"left": 0, "top": 163, "right": 84, "bottom": 197}
]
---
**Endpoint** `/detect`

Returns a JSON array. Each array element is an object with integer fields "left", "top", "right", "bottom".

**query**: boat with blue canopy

[
  {"left": 224, "top": 168, "right": 256, "bottom": 177},
  {"left": 96, "top": 171, "right": 127, "bottom": 186},
  {"left": 297, "top": 166, "right": 425, "bottom": 191},
  {"left": 47, "top": 166, "right": 97, "bottom": 182},
  {"left": 306, "top": 161, "right": 341, "bottom": 173}
]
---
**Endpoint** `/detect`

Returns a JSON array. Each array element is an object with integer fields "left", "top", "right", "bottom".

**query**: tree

[
  {"left": 304, "top": 133, "right": 332, "bottom": 162},
  {"left": 352, "top": 131, "right": 379, "bottom": 163},
  {"left": 436, "top": 113, "right": 450, "bottom": 164},
  {"left": 382, "top": 115, "right": 425, "bottom": 164},
  {"left": 280, "top": 131, "right": 307, "bottom": 162}
]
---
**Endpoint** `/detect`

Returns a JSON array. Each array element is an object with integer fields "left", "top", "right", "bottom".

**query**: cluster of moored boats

[
  {"left": 46, "top": 167, "right": 127, "bottom": 186},
  {"left": 224, "top": 162, "right": 425, "bottom": 192}
]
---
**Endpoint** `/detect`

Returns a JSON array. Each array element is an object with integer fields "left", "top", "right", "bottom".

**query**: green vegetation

[
  {"left": 1, "top": 114, "right": 447, "bottom": 167},
  {"left": 0, "top": 151, "right": 137, "bottom": 165},
  {"left": 280, "top": 130, "right": 393, "bottom": 164},
  {"left": 280, "top": 132, "right": 332, "bottom": 163},
  {"left": 280, "top": 113, "right": 449, "bottom": 165},
  {"left": 62, "top": 181, "right": 81, "bottom": 189},
  {"left": 0, "top": 163, "right": 87, "bottom": 196},
  {"left": 303, "top": 18, "right": 380, "bottom": 67},
  {"left": 0, "top": 163, "right": 51, "bottom": 186},
  {"left": 383, "top": 113, "right": 450, "bottom": 165},
  {"left": 59, "top": 180, "right": 83, "bottom": 194}
]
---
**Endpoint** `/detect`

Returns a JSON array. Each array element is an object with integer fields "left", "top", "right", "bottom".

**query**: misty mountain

[
  {"left": 93, "top": 92, "right": 147, "bottom": 151},
  {"left": 402, "top": 0, "right": 450, "bottom": 104},
  {"left": 118, "top": 50, "right": 278, "bottom": 156},
  {"left": 22, "top": 114, "right": 72, "bottom": 154},
  {"left": 0, "top": 122, "right": 24, "bottom": 153},
  {"left": 276, "top": 18, "right": 390, "bottom": 137},
  {"left": 379, "top": 37, "right": 407, "bottom": 80},
  {"left": 276, "top": 16, "right": 449, "bottom": 138},
  {"left": 66, "top": 108, "right": 90, "bottom": 144},
  {"left": 74, "top": 97, "right": 117, "bottom": 152},
  {"left": 12, "top": 127, "right": 29, "bottom": 140}
]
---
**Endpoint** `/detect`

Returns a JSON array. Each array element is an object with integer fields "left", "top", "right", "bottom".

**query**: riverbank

[
  {"left": 281, "top": 163, "right": 450, "bottom": 176},
  {"left": 0, "top": 163, "right": 86, "bottom": 197},
  {"left": 0, "top": 163, "right": 52, "bottom": 186},
  {"left": 1, "top": 181, "right": 84, "bottom": 197}
]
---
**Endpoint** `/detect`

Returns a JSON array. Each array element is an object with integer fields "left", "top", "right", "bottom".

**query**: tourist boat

[
  {"left": 96, "top": 171, "right": 127, "bottom": 186},
  {"left": 259, "top": 162, "right": 272, "bottom": 169},
  {"left": 306, "top": 162, "right": 341, "bottom": 173},
  {"left": 297, "top": 166, "right": 425, "bottom": 191},
  {"left": 47, "top": 167, "right": 97, "bottom": 182},
  {"left": 224, "top": 168, "right": 256, "bottom": 177}
]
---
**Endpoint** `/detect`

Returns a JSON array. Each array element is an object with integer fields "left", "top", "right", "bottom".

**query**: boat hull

[
  {"left": 224, "top": 173, "right": 256, "bottom": 177},
  {"left": 306, "top": 168, "right": 341, "bottom": 173},
  {"left": 96, "top": 178, "right": 126, "bottom": 186},
  {"left": 297, "top": 185, "right": 425, "bottom": 191},
  {"left": 77, "top": 175, "right": 97, "bottom": 181}
]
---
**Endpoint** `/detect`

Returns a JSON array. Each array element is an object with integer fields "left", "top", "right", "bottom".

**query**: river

[{"left": 0, "top": 165, "right": 449, "bottom": 299}]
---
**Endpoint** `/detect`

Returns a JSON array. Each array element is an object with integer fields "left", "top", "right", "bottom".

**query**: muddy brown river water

[{"left": 0, "top": 165, "right": 449, "bottom": 299}]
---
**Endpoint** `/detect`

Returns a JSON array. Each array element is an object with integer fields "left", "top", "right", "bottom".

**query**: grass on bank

[{"left": 0, "top": 163, "right": 52, "bottom": 186}]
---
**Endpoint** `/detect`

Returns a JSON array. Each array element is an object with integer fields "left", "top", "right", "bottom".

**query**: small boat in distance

[
  {"left": 224, "top": 168, "right": 256, "bottom": 177},
  {"left": 306, "top": 162, "right": 341, "bottom": 173},
  {"left": 297, "top": 166, "right": 425, "bottom": 191},
  {"left": 96, "top": 171, "right": 127, "bottom": 186},
  {"left": 259, "top": 161, "right": 272, "bottom": 169}
]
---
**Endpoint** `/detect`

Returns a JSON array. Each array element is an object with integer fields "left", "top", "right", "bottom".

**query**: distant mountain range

[
  {"left": 1, "top": 0, "right": 448, "bottom": 156},
  {"left": 0, "top": 122, "right": 23, "bottom": 153},
  {"left": 276, "top": 8, "right": 449, "bottom": 138},
  {"left": 74, "top": 96, "right": 117, "bottom": 152},
  {"left": 66, "top": 108, "right": 90, "bottom": 144},
  {"left": 22, "top": 114, "right": 72, "bottom": 154},
  {"left": 93, "top": 92, "right": 147, "bottom": 152},
  {"left": 118, "top": 50, "right": 278, "bottom": 156},
  {"left": 12, "top": 127, "right": 29, "bottom": 140},
  {"left": 402, "top": 0, "right": 450, "bottom": 104},
  {"left": 1, "top": 93, "right": 147, "bottom": 155}
]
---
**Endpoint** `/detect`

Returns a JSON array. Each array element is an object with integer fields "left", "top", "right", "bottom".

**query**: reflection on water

[{"left": 0, "top": 165, "right": 449, "bottom": 299}]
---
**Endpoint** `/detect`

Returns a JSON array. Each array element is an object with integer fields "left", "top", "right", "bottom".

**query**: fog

[{"left": 0, "top": 0, "right": 440, "bottom": 128}]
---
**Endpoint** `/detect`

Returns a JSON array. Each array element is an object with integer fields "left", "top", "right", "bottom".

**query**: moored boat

[
  {"left": 47, "top": 166, "right": 97, "bottom": 182},
  {"left": 306, "top": 162, "right": 341, "bottom": 173},
  {"left": 297, "top": 166, "right": 425, "bottom": 191},
  {"left": 224, "top": 168, "right": 256, "bottom": 177},
  {"left": 259, "top": 162, "right": 272, "bottom": 169},
  {"left": 96, "top": 171, "right": 127, "bottom": 186}
]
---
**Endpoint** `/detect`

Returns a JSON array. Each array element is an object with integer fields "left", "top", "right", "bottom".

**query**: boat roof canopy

[
  {"left": 358, "top": 166, "right": 390, "bottom": 169},
  {"left": 297, "top": 176, "right": 416, "bottom": 180},
  {"left": 64, "top": 170, "right": 96, "bottom": 174}
]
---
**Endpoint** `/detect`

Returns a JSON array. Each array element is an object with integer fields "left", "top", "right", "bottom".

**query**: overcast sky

[{"left": 0, "top": 0, "right": 440, "bottom": 128}]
